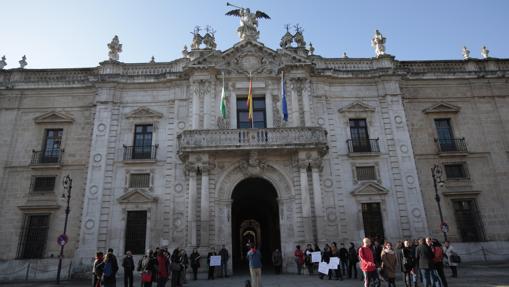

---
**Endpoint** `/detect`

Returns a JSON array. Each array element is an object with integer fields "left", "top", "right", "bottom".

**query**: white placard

[
  {"left": 210, "top": 255, "right": 221, "bottom": 266},
  {"left": 318, "top": 261, "right": 330, "bottom": 274},
  {"left": 311, "top": 252, "right": 322, "bottom": 263},
  {"left": 329, "top": 257, "right": 339, "bottom": 269}
]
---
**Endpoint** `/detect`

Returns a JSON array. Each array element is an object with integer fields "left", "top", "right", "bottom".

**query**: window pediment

[
  {"left": 126, "top": 107, "right": 163, "bottom": 119},
  {"left": 34, "top": 111, "right": 74, "bottom": 124},
  {"left": 351, "top": 182, "right": 389, "bottom": 197},
  {"left": 423, "top": 102, "right": 460, "bottom": 114},
  {"left": 338, "top": 101, "right": 376, "bottom": 114},
  {"left": 118, "top": 189, "right": 157, "bottom": 204}
]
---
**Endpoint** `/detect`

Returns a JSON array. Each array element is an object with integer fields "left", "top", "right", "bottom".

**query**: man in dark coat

[
  {"left": 415, "top": 238, "right": 434, "bottom": 287},
  {"left": 107, "top": 248, "right": 119, "bottom": 277},
  {"left": 338, "top": 243, "right": 349, "bottom": 276},
  {"left": 219, "top": 245, "right": 230, "bottom": 277},
  {"left": 122, "top": 250, "right": 135, "bottom": 287}
]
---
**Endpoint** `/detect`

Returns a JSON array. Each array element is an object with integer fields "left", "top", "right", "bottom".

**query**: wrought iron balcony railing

[
  {"left": 347, "top": 139, "right": 380, "bottom": 153},
  {"left": 177, "top": 127, "right": 328, "bottom": 155},
  {"left": 123, "top": 145, "right": 158, "bottom": 161},
  {"left": 30, "top": 149, "right": 64, "bottom": 165},
  {"left": 435, "top": 138, "right": 468, "bottom": 153}
]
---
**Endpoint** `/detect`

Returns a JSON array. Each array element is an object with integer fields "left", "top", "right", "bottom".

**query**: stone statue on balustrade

[
  {"left": 0, "top": 56, "right": 6, "bottom": 69},
  {"left": 203, "top": 26, "right": 217, "bottom": 50},
  {"left": 19, "top": 55, "right": 27, "bottom": 69},
  {"left": 226, "top": 3, "right": 270, "bottom": 41},
  {"left": 107, "top": 35, "right": 122, "bottom": 61},
  {"left": 280, "top": 24, "right": 293, "bottom": 49},
  {"left": 462, "top": 46, "right": 470, "bottom": 60},
  {"left": 481, "top": 46, "right": 490, "bottom": 59},
  {"left": 371, "top": 30, "right": 387, "bottom": 57},
  {"left": 293, "top": 24, "right": 306, "bottom": 48}
]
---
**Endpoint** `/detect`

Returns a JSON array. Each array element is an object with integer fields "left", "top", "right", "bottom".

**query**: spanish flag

[{"left": 246, "top": 76, "right": 253, "bottom": 124}]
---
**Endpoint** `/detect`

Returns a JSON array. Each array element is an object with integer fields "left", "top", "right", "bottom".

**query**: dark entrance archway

[{"left": 231, "top": 177, "right": 281, "bottom": 272}]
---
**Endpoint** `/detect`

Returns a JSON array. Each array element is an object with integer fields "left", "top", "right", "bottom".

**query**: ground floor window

[
  {"left": 452, "top": 199, "right": 484, "bottom": 242},
  {"left": 362, "top": 202, "right": 384, "bottom": 240},
  {"left": 125, "top": 210, "right": 147, "bottom": 254},
  {"left": 18, "top": 214, "right": 50, "bottom": 259}
]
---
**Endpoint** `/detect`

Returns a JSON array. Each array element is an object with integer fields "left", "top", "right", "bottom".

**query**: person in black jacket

[
  {"left": 138, "top": 250, "right": 158, "bottom": 287},
  {"left": 338, "top": 243, "right": 349, "bottom": 276},
  {"left": 415, "top": 238, "right": 434, "bottom": 287},
  {"left": 207, "top": 247, "right": 217, "bottom": 280},
  {"left": 319, "top": 244, "right": 332, "bottom": 280},
  {"left": 107, "top": 248, "right": 119, "bottom": 277},
  {"left": 400, "top": 241, "right": 416, "bottom": 287},
  {"left": 122, "top": 251, "right": 135, "bottom": 287},
  {"left": 304, "top": 244, "right": 314, "bottom": 275},
  {"left": 190, "top": 249, "right": 201, "bottom": 280},
  {"left": 347, "top": 242, "right": 358, "bottom": 279}
]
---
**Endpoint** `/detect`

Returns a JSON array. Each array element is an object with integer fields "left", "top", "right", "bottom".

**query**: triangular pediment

[
  {"left": 423, "top": 102, "right": 460, "bottom": 114},
  {"left": 187, "top": 40, "right": 311, "bottom": 75},
  {"left": 34, "top": 111, "right": 74, "bottom": 124},
  {"left": 118, "top": 190, "right": 157, "bottom": 204},
  {"left": 126, "top": 106, "right": 163, "bottom": 119},
  {"left": 339, "top": 101, "right": 376, "bottom": 113},
  {"left": 351, "top": 182, "right": 389, "bottom": 196}
]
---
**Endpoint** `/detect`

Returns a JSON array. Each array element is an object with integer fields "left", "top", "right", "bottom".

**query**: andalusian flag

[
  {"left": 246, "top": 75, "right": 253, "bottom": 124},
  {"left": 220, "top": 72, "right": 227, "bottom": 119}
]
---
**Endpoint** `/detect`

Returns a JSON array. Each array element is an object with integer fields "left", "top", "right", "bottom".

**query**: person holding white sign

[
  {"left": 330, "top": 243, "right": 343, "bottom": 280},
  {"left": 207, "top": 247, "right": 217, "bottom": 280},
  {"left": 319, "top": 244, "right": 333, "bottom": 280}
]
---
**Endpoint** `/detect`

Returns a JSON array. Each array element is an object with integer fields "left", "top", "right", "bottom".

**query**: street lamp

[
  {"left": 56, "top": 175, "right": 72, "bottom": 284},
  {"left": 431, "top": 164, "right": 448, "bottom": 242}
]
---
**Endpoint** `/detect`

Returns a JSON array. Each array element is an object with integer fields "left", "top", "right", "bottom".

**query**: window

[
  {"left": 18, "top": 215, "right": 49, "bottom": 259},
  {"left": 237, "top": 98, "right": 266, "bottom": 128},
  {"left": 444, "top": 163, "right": 469, "bottom": 179},
  {"left": 452, "top": 199, "right": 484, "bottom": 242},
  {"left": 129, "top": 173, "right": 150, "bottom": 188},
  {"left": 361, "top": 203, "right": 384, "bottom": 239},
  {"left": 356, "top": 166, "right": 377, "bottom": 181},
  {"left": 435, "top": 119, "right": 456, "bottom": 151},
  {"left": 133, "top": 124, "right": 153, "bottom": 159},
  {"left": 32, "top": 176, "right": 56, "bottom": 192},
  {"left": 42, "top": 129, "right": 63, "bottom": 163},
  {"left": 349, "top": 119, "right": 371, "bottom": 152},
  {"left": 125, "top": 211, "right": 147, "bottom": 254}
]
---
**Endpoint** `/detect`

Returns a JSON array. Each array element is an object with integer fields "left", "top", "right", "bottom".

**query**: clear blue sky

[{"left": 2, "top": 0, "right": 508, "bottom": 69}]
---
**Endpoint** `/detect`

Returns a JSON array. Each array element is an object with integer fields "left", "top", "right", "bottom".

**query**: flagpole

[{"left": 249, "top": 72, "right": 254, "bottom": 128}]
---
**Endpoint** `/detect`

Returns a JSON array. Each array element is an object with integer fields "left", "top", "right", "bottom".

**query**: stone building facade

[{"left": 0, "top": 20, "right": 508, "bottom": 279}]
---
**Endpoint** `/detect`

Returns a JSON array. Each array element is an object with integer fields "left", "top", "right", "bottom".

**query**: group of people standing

[{"left": 91, "top": 245, "right": 230, "bottom": 287}]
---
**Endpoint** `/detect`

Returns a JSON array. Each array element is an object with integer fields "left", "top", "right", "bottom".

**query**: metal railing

[
  {"left": 347, "top": 139, "right": 380, "bottom": 153},
  {"left": 123, "top": 145, "right": 158, "bottom": 161},
  {"left": 435, "top": 138, "right": 468, "bottom": 153},
  {"left": 30, "top": 149, "right": 63, "bottom": 165}
]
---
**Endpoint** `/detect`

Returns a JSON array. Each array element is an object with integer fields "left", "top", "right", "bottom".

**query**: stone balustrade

[{"left": 177, "top": 127, "right": 328, "bottom": 155}]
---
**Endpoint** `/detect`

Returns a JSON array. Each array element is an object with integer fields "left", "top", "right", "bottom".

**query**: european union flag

[{"left": 281, "top": 73, "right": 288, "bottom": 122}]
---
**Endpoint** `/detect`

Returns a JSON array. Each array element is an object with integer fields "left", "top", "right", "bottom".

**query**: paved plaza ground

[{"left": 3, "top": 261, "right": 509, "bottom": 287}]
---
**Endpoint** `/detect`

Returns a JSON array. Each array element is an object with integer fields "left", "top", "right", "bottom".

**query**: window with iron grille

[
  {"left": 129, "top": 173, "right": 150, "bottom": 188},
  {"left": 125, "top": 211, "right": 147, "bottom": 254},
  {"left": 18, "top": 215, "right": 49, "bottom": 259},
  {"left": 444, "top": 163, "right": 469, "bottom": 179},
  {"left": 452, "top": 199, "right": 484, "bottom": 242},
  {"left": 237, "top": 97, "right": 266, "bottom": 128},
  {"left": 356, "top": 166, "right": 377, "bottom": 181},
  {"left": 32, "top": 176, "right": 56, "bottom": 192}
]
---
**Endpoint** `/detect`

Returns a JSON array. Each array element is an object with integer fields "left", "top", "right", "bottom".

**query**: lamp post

[
  {"left": 56, "top": 175, "right": 72, "bottom": 284},
  {"left": 431, "top": 164, "right": 448, "bottom": 242}
]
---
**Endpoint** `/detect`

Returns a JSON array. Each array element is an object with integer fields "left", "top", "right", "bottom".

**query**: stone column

[
  {"left": 187, "top": 165, "right": 198, "bottom": 246},
  {"left": 302, "top": 79, "right": 311, "bottom": 126},
  {"left": 290, "top": 80, "right": 300, "bottom": 127},
  {"left": 191, "top": 83, "right": 200, "bottom": 129},
  {"left": 299, "top": 163, "right": 313, "bottom": 243},
  {"left": 265, "top": 83, "right": 274, "bottom": 128},
  {"left": 311, "top": 160, "right": 325, "bottom": 243},
  {"left": 229, "top": 83, "right": 237, "bottom": 129},
  {"left": 200, "top": 163, "right": 210, "bottom": 246},
  {"left": 203, "top": 82, "right": 212, "bottom": 129}
]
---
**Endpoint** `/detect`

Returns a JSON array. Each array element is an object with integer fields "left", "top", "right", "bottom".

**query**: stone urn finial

[
  {"left": 19, "top": 55, "right": 27, "bottom": 69},
  {"left": 0, "top": 55, "right": 6, "bottom": 69},
  {"left": 107, "top": 35, "right": 122, "bottom": 61}
]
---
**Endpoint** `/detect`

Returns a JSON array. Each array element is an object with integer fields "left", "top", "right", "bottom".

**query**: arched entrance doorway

[{"left": 231, "top": 177, "right": 281, "bottom": 272}]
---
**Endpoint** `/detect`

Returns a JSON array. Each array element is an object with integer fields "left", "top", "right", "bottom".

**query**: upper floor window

[
  {"left": 132, "top": 124, "right": 153, "bottom": 159},
  {"left": 237, "top": 98, "right": 266, "bottom": 128},
  {"left": 356, "top": 166, "right": 377, "bottom": 181},
  {"left": 129, "top": 173, "right": 151, "bottom": 188},
  {"left": 32, "top": 176, "right": 57, "bottom": 192},
  {"left": 349, "top": 119, "right": 372, "bottom": 152},
  {"left": 444, "top": 163, "right": 469, "bottom": 179},
  {"left": 42, "top": 129, "right": 63, "bottom": 162}
]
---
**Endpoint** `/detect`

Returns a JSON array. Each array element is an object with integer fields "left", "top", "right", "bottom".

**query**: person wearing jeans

[
  {"left": 247, "top": 243, "right": 262, "bottom": 287},
  {"left": 416, "top": 237, "right": 434, "bottom": 287}
]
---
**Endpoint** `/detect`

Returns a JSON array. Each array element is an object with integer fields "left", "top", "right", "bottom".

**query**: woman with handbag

[
  {"left": 443, "top": 241, "right": 459, "bottom": 278},
  {"left": 170, "top": 248, "right": 183, "bottom": 287},
  {"left": 138, "top": 250, "right": 158, "bottom": 287},
  {"left": 381, "top": 242, "right": 397, "bottom": 287}
]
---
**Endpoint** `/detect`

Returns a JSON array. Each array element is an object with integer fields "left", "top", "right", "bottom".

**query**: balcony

[
  {"left": 123, "top": 145, "right": 158, "bottom": 162},
  {"left": 30, "top": 149, "right": 63, "bottom": 167},
  {"left": 435, "top": 138, "right": 468, "bottom": 155},
  {"left": 347, "top": 139, "right": 380, "bottom": 156},
  {"left": 177, "top": 127, "right": 328, "bottom": 156}
]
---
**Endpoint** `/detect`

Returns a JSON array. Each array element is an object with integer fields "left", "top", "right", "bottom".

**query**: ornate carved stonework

[{"left": 239, "top": 151, "right": 266, "bottom": 176}]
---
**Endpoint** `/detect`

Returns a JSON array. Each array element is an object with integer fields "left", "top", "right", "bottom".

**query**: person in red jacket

[{"left": 359, "top": 237, "right": 380, "bottom": 287}]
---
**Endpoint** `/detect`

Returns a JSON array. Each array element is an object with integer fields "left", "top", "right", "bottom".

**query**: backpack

[{"left": 103, "top": 261, "right": 112, "bottom": 277}]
